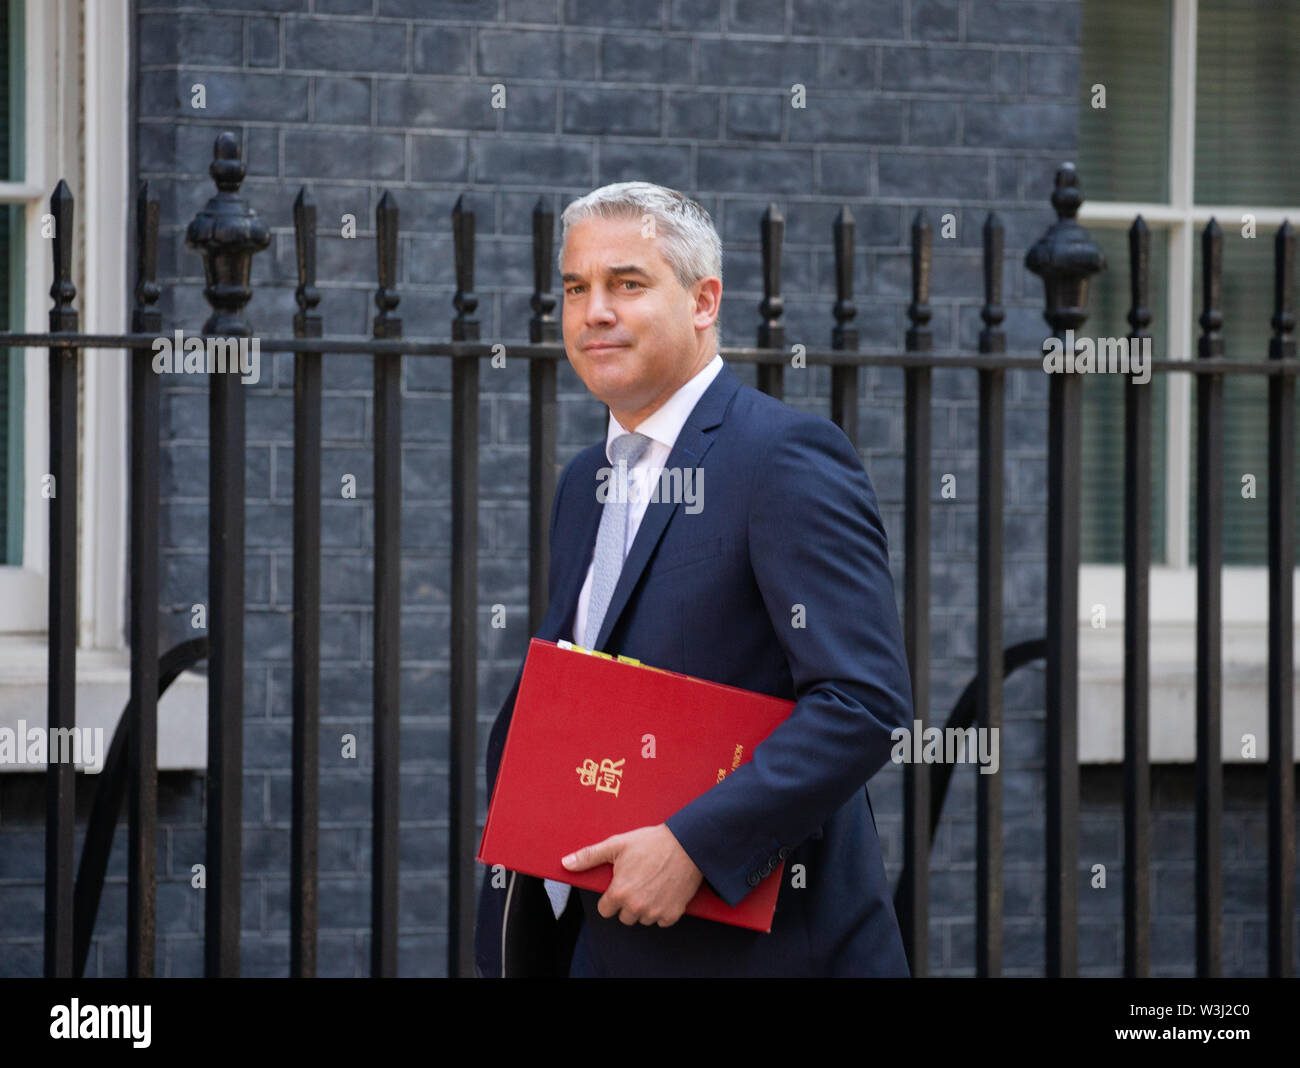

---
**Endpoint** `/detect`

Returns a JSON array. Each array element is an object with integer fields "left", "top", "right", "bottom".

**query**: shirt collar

[{"left": 605, "top": 353, "right": 724, "bottom": 463}]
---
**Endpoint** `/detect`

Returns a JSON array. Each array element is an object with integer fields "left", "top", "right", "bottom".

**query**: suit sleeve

[{"left": 663, "top": 416, "right": 914, "bottom": 906}]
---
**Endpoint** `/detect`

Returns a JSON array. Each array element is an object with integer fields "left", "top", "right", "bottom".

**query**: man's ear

[{"left": 692, "top": 276, "right": 722, "bottom": 333}]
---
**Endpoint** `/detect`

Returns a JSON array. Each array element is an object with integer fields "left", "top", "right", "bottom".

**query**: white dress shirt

[{"left": 573, "top": 352, "right": 724, "bottom": 647}]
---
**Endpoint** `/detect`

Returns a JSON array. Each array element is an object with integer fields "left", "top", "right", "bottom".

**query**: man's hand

[{"left": 562, "top": 824, "right": 704, "bottom": 927}]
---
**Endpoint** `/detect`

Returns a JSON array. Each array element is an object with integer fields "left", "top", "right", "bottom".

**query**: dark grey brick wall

[{"left": 3, "top": 0, "right": 1292, "bottom": 977}]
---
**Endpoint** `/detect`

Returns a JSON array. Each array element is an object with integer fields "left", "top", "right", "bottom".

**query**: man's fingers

[{"left": 562, "top": 835, "right": 620, "bottom": 872}]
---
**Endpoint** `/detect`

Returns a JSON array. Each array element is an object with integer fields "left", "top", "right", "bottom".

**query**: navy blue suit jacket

[{"left": 474, "top": 361, "right": 913, "bottom": 977}]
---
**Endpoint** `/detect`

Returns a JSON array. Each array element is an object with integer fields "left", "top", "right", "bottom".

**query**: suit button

[
  {"left": 758, "top": 861, "right": 773, "bottom": 877},
  {"left": 746, "top": 871, "right": 760, "bottom": 887},
  {"left": 777, "top": 847, "right": 790, "bottom": 860}
]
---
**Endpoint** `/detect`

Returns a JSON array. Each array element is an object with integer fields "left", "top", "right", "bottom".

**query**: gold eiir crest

[{"left": 576, "top": 757, "right": 625, "bottom": 796}]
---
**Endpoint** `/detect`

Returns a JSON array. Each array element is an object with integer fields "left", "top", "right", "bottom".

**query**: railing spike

[{"left": 452, "top": 193, "right": 479, "bottom": 341}]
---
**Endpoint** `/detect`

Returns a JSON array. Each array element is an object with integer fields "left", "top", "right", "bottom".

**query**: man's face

[{"left": 561, "top": 215, "right": 718, "bottom": 430}]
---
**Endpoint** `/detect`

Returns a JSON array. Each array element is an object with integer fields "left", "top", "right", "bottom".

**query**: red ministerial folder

[{"left": 477, "top": 638, "right": 795, "bottom": 932}]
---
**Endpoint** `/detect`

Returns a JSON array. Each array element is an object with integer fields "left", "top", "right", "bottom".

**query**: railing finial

[
  {"left": 133, "top": 181, "right": 161, "bottom": 335},
  {"left": 452, "top": 194, "right": 479, "bottom": 342},
  {"left": 1127, "top": 216, "right": 1151, "bottom": 340},
  {"left": 979, "top": 212, "right": 1005, "bottom": 355},
  {"left": 1270, "top": 219, "right": 1296, "bottom": 360},
  {"left": 1025, "top": 163, "right": 1105, "bottom": 337},
  {"left": 832, "top": 206, "right": 857, "bottom": 351},
  {"left": 373, "top": 190, "right": 401, "bottom": 339},
  {"left": 293, "top": 187, "right": 321, "bottom": 337},
  {"left": 906, "top": 209, "right": 932, "bottom": 352},
  {"left": 185, "top": 132, "right": 270, "bottom": 336},
  {"left": 757, "top": 202, "right": 785, "bottom": 350},
  {"left": 49, "top": 180, "right": 77, "bottom": 332},
  {"left": 530, "top": 197, "right": 557, "bottom": 344},
  {"left": 1197, "top": 218, "right": 1224, "bottom": 360}
]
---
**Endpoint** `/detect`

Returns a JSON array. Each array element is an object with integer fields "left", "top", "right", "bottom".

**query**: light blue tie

[{"left": 545, "top": 431, "right": 653, "bottom": 920}]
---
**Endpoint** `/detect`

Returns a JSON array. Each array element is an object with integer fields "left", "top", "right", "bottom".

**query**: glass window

[
  {"left": 0, "top": 0, "right": 20, "bottom": 566},
  {"left": 1079, "top": 0, "right": 1299, "bottom": 568},
  {"left": 1079, "top": 0, "right": 1172, "bottom": 204}
]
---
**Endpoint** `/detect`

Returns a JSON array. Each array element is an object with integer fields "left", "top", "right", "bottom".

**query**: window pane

[
  {"left": 0, "top": 206, "right": 17, "bottom": 566},
  {"left": 1080, "top": 225, "right": 1169, "bottom": 565},
  {"left": 1196, "top": 0, "right": 1300, "bottom": 205},
  {"left": 0, "top": 0, "right": 12, "bottom": 185},
  {"left": 0, "top": 2, "right": 15, "bottom": 561},
  {"left": 1188, "top": 227, "right": 1300, "bottom": 565},
  {"left": 1079, "top": 0, "right": 1172, "bottom": 204}
]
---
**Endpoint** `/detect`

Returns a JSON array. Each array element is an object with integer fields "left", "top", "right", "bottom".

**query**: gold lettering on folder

[{"left": 577, "top": 757, "right": 626, "bottom": 796}]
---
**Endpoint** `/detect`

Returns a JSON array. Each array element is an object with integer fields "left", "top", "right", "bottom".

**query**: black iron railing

[{"left": 13, "top": 132, "right": 1296, "bottom": 978}]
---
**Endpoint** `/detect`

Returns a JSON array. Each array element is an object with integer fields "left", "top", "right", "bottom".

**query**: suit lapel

[{"left": 592, "top": 363, "right": 742, "bottom": 650}]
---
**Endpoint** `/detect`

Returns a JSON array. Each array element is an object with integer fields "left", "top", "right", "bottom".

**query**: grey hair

[{"left": 558, "top": 181, "right": 723, "bottom": 343}]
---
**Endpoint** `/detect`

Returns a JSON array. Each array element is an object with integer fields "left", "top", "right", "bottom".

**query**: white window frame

[
  {"left": 0, "top": 0, "right": 207, "bottom": 773},
  {"left": 0, "top": 0, "right": 128, "bottom": 643},
  {"left": 1076, "top": 0, "right": 1300, "bottom": 762}
]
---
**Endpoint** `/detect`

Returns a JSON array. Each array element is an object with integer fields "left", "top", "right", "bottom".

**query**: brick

[
  {"left": 665, "top": 90, "right": 721, "bottom": 139},
  {"left": 697, "top": 39, "right": 819, "bottom": 88},
  {"left": 879, "top": 151, "right": 990, "bottom": 199},
  {"left": 882, "top": 46, "right": 994, "bottom": 93},
  {"left": 967, "top": 1, "right": 1080, "bottom": 46},
  {"left": 908, "top": 99, "right": 959, "bottom": 145},
  {"left": 818, "top": 43, "right": 876, "bottom": 89},
  {"left": 596, "top": 142, "right": 692, "bottom": 189},
  {"left": 139, "top": 13, "right": 244, "bottom": 66},
  {"left": 964, "top": 102, "right": 1075, "bottom": 149},
  {"left": 564, "top": 88, "right": 661, "bottom": 135},
  {"left": 728, "top": 0, "right": 785, "bottom": 33},
  {"left": 791, "top": 0, "right": 903, "bottom": 39},
  {"left": 247, "top": 16, "right": 281, "bottom": 68},
  {"left": 413, "top": 25, "right": 472, "bottom": 75},
  {"left": 994, "top": 51, "right": 1021, "bottom": 95},
  {"left": 610, "top": 40, "right": 696, "bottom": 90},
  {"left": 562, "top": 32, "right": 601, "bottom": 79},
  {"left": 671, "top": 0, "right": 721, "bottom": 31},
  {"left": 504, "top": 84, "right": 560, "bottom": 132},
  {"left": 285, "top": 20, "right": 408, "bottom": 72},
  {"left": 818, "top": 149, "right": 873, "bottom": 196},
  {"left": 174, "top": 0, "right": 303, "bottom": 9},
  {"left": 564, "top": 0, "right": 665, "bottom": 28},
  {"left": 724, "top": 94, "right": 783, "bottom": 140},
  {"left": 313, "top": 77, "right": 372, "bottom": 125},
  {"left": 283, "top": 129, "right": 404, "bottom": 179},
  {"left": 411, "top": 135, "right": 472, "bottom": 182},
  {"left": 1027, "top": 51, "right": 1078, "bottom": 97},
  {"left": 506, "top": 0, "right": 560, "bottom": 22},
  {"left": 377, "top": 79, "right": 496, "bottom": 129},
  {"left": 478, "top": 28, "right": 562, "bottom": 79},
  {"left": 473, "top": 139, "right": 592, "bottom": 186},
  {"left": 143, "top": 70, "right": 309, "bottom": 122},
  {"left": 911, "top": 0, "right": 959, "bottom": 41},
  {"left": 698, "top": 146, "right": 813, "bottom": 194}
]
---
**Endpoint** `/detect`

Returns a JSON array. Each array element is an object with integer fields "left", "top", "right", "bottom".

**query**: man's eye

[
  {"left": 620, "top": 280, "right": 640, "bottom": 290},
  {"left": 566, "top": 286, "right": 583, "bottom": 295}
]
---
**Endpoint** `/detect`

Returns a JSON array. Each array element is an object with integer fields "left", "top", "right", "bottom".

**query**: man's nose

[{"left": 584, "top": 288, "right": 616, "bottom": 326}]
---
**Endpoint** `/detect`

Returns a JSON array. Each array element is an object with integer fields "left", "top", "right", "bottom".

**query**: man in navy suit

[{"left": 474, "top": 181, "right": 913, "bottom": 977}]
